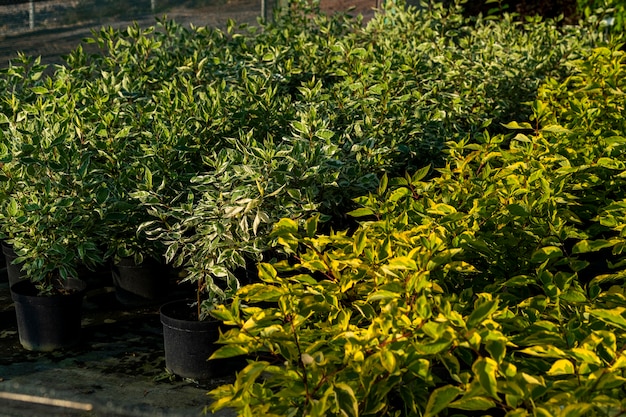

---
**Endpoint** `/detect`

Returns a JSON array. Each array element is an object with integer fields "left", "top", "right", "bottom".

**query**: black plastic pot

[
  {"left": 2, "top": 242, "right": 27, "bottom": 287},
  {"left": 160, "top": 299, "right": 244, "bottom": 380},
  {"left": 112, "top": 257, "right": 168, "bottom": 307},
  {"left": 10, "top": 278, "right": 87, "bottom": 351}
]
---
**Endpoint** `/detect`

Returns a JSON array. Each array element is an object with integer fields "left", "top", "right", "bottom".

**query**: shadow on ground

[{"left": 0, "top": 269, "right": 236, "bottom": 417}]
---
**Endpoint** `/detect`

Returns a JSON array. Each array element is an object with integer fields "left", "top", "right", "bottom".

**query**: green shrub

[
  {"left": 132, "top": 0, "right": 604, "bottom": 294},
  {"left": 207, "top": 46, "right": 626, "bottom": 416},
  {"left": 578, "top": 0, "right": 626, "bottom": 34},
  {"left": 0, "top": 1, "right": 608, "bottom": 307}
]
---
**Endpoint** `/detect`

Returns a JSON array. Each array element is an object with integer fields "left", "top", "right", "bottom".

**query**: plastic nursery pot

[
  {"left": 111, "top": 257, "right": 169, "bottom": 307},
  {"left": 2, "top": 242, "right": 27, "bottom": 287},
  {"left": 160, "top": 299, "right": 245, "bottom": 381},
  {"left": 10, "top": 278, "right": 87, "bottom": 351}
]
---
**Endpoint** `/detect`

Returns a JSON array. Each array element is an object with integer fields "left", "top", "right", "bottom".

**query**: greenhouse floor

[{"left": 0, "top": 268, "right": 236, "bottom": 417}]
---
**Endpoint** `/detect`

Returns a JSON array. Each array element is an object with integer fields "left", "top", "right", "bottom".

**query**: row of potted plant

[{"left": 0, "top": 0, "right": 616, "bottom": 378}]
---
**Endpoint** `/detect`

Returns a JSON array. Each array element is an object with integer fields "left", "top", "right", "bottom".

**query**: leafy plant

[
  {"left": 207, "top": 45, "right": 626, "bottom": 416},
  {"left": 578, "top": 0, "right": 626, "bottom": 34},
  {"left": 0, "top": 59, "right": 107, "bottom": 292}
]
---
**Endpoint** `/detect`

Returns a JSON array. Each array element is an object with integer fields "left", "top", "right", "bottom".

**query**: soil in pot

[
  {"left": 112, "top": 257, "right": 169, "bottom": 307},
  {"left": 10, "top": 278, "right": 87, "bottom": 351},
  {"left": 160, "top": 299, "right": 245, "bottom": 381}
]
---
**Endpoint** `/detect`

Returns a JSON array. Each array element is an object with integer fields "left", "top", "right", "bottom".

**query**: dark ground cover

[{"left": 0, "top": 265, "right": 238, "bottom": 417}]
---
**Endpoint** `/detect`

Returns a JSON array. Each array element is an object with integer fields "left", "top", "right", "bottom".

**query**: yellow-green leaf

[
  {"left": 472, "top": 357, "right": 500, "bottom": 399},
  {"left": 557, "top": 404, "right": 593, "bottom": 417},
  {"left": 467, "top": 294, "right": 499, "bottom": 328},
  {"left": 347, "top": 207, "right": 375, "bottom": 217},
  {"left": 589, "top": 307, "right": 626, "bottom": 330},
  {"left": 502, "top": 121, "right": 533, "bottom": 130},
  {"left": 449, "top": 396, "right": 496, "bottom": 411},
  {"left": 530, "top": 246, "right": 563, "bottom": 263},
  {"left": 572, "top": 239, "right": 616, "bottom": 254},
  {"left": 334, "top": 383, "right": 358, "bottom": 417},
  {"left": 519, "top": 345, "right": 567, "bottom": 358},
  {"left": 424, "top": 385, "right": 462, "bottom": 417},
  {"left": 546, "top": 359, "right": 575, "bottom": 376}
]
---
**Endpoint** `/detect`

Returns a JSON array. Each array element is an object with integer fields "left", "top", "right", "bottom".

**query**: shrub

[
  {"left": 207, "top": 46, "right": 626, "bottom": 416},
  {"left": 134, "top": 1, "right": 605, "bottom": 304},
  {"left": 0, "top": 1, "right": 608, "bottom": 308}
]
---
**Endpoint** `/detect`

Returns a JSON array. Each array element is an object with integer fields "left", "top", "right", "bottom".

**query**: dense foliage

[
  {"left": 1, "top": 0, "right": 594, "bottom": 297},
  {"left": 0, "top": 0, "right": 624, "bottom": 412},
  {"left": 209, "top": 46, "right": 626, "bottom": 416}
]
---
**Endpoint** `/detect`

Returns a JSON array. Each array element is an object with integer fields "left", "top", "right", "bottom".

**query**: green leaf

[
  {"left": 485, "top": 339, "right": 506, "bottom": 364},
  {"left": 557, "top": 404, "right": 593, "bottom": 417},
  {"left": 378, "top": 173, "right": 388, "bottom": 194},
  {"left": 388, "top": 187, "right": 411, "bottom": 203},
  {"left": 428, "top": 203, "right": 457, "bottom": 216},
  {"left": 354, "top": 230, "right": 367, "bottom": 255},
  {"left": 472, "top": 357, "right": 500, "bottom": 399},
  {"left": 449, "top": 396, "right": 496, "bottom": 411},
  {"left": 305, "top": 215, "right": 319, "bottom": 238},
  {"left": 315, "top": 128, "right": 334, "bottom": 141},
  {"left": 210, "top": 344, "right": 248, "bottom": 359},
  {"left": 347, "top": 208, "right": 375, "bottom": 218},
  {"left": 546, "top": 359, "right": 575, "bottom": 376},
  {"left": 386, "top": 256, "right": 417, "bottom": 270},
  {"left": 334, "top": 383, "right": 358, "bottom": 417},
  {"left": 589, "top": 307, "right": 626, "bottom": 331},
  {"left": 258, "top": 263, "right": 278, "bottom": 283},
  {"left": 31, "top": 86, "right": 48, "bottom": 94},
  {"left": 519, "top": 345, "right": 567, "bottom": 358},
  {"left": 144, "top": 167, "right": 153, "bottom": 189},
  {"left": 596, "top": 157, "right": 623, "bottom": 170},
  {"left": 416, "top": 339, "right": 453, "bottom": 355},
  {"left": 424, "top": 385, "right": 462, "bottom": 417},
  {"left": 569, "top": 348, "right": 601, "bottom": 365},
  {"left": 502, "top": 121, "right": 533, "bottom": 130},
  {"left": 467, "top": 294, "right": 499, "bottom": 329},
  {"left": 507, "top": 203, "right": 530, "bottom": 217},
  {"left": 378, "top": 237, "right": 392, "bottom": 261},
  {"left": 291, "top": 121, "right": 308, "bottom": 135},
  {"left": 273, "top": 218, "right": 298, "bottom": 234},
  {"left": 412, "top": 165, "right": 431, "bottom": 183},
  {"left": 380, "top": 350, "right": 397, "bottom": 374},
  {"left": 571, "top": 239, "right": 616, "bottom": 254},
  {"left": 560, "top": 288, "right": 587, "bottom": 303},
  {"left": 541, "top": 125, "right": 571, "bottom": 134},
  {"left": 367, "top": 290, "right": 399, "bottom": 302},
  {"left": 530, "top": 246, "right": 563, "bottom": 263}
]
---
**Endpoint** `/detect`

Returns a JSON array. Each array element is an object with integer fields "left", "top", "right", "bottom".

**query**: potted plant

[
  {"left": 4, "top": 177, "right": 106, "bottom": 351},
  {"left": 0, "top": 54, "right": 47, "bottom": 286},
  {"left": 0, "top": 57, "right": 107, "bottom": 351},
  {"left": 147, "top": 179, "right": 265, "bottom": 380},
  {"left": 42, "top": 36, "right": 179, "bottom": 307},
  {"left": 140, "top": 129, "right": 335, "bottom": 378},
  {"left": 103, "top": 179, "right": 171, "bottom": 307}
]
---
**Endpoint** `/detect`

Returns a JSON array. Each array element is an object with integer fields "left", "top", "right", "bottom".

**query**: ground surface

[
  {"left": 0, "top": 0, "right": 378, "bottom": 68},
  {"left": 0, "top": 267, "right": 236, "bottom": 417}
]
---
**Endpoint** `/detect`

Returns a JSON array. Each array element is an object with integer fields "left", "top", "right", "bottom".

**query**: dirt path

[
  {"left": 0, "top": 0, "right": 378, "bottom": 68},
  {"left": 0, "top": 4, "right": 263, "bottom": 68}
]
